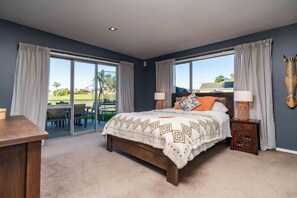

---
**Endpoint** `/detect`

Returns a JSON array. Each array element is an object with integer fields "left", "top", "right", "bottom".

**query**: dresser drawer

[{"left": 232, "top": 123, "right": 255, "bottom": 131}]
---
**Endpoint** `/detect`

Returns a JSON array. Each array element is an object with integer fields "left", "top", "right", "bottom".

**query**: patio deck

[{"left": 46, "top": 119, "right": 107, "bottom": 139}]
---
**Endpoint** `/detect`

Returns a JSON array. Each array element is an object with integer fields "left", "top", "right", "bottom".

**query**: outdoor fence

[{"left": 48, "top": 99, "right": 94, "bottom": 106}]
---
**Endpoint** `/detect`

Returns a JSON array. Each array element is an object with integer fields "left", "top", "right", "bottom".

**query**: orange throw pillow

[{"left": 192, "top": 96, "right": 217, "bottom": 111}]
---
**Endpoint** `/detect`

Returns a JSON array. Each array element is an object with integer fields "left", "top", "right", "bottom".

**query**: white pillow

[
  {"left": 173, "top": 102, "right": 180, "bottom": 109},
  {"left": 212, "top": 102, "right": 228, "bottom": 113},
  {"left": 173, "top": 96, "right": 187, "bottom": 109}
]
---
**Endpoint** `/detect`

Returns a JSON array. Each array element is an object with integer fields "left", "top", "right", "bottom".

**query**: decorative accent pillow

[
  {"left": 180, "top": 93, "right": 200, "bottom": 111},
  {"left": 212, "top": 102, "right": 229, "bottom": 113},
  {"left": 192, "top": 96, "right": 217, "bottom": 111}
]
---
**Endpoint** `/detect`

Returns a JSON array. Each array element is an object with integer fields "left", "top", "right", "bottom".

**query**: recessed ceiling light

[{"left": 109, "top": 27, "right": 117, "bottom": 32}]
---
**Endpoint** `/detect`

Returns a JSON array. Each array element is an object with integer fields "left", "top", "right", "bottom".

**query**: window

[
  {"left": 175, "top": 63, "right": 190, "bottom": 92},
  {"left": 47, "top": 54, "right": 118, "bottom": 139},
  {"left": 175, "top": 51, "right": 234, "bottom": 93}
]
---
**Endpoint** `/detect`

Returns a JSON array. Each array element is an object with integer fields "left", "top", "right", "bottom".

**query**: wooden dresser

[
  {"left": 0, "top": 116, "right": 48, "bottom": 198},
  {"left": 230, "top": 118, "right": 260, "bottom": 155}
]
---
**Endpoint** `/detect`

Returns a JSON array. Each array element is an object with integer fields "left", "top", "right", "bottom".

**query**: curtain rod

[
  {"left": 175, "top": 46, "right": 235, "bottom": 62},
  {"left": 175, "top": 38, "right": 274, "bottom": 62},
  {"left": 50, "top": 51, "right": 119, "bottom": 66},
  {"left": 18, "top": 43, "right": 120, "bottom": 64}
]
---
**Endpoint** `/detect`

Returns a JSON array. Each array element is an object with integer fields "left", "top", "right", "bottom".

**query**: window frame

[{"left": 174, "top": 50, "right": 234, "bottom": 93}]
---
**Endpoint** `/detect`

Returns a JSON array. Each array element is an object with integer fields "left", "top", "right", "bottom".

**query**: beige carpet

[{"left": 41, "top": 132, "right": 297, "bottom": 198}]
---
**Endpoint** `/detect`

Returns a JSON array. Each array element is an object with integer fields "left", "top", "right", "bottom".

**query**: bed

[{"left": 102, "top": 92, "right": 234, "bottom": 186}]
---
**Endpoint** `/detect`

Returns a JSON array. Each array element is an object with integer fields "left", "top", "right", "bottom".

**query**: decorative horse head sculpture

[{"left": 284, "top": 55, "right": 297, "bottom": 108}]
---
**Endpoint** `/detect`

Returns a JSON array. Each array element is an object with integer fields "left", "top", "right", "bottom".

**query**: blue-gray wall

[
  {"left": 0, "top": 19, "right": 144, "bottom": 113},
  {"left": 1, "top": 18, "right": 296, "bottom": 151},
  {"left": 144, "top": 23, "right": 297, "bottom": 151}
]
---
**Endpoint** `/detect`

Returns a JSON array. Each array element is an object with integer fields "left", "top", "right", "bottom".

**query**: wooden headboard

[{"left": 172, "top": 92, "right": 234, "bottom": 118}]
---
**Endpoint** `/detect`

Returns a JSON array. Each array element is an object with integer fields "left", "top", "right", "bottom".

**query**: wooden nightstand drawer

[
  {"left": 232, "top": 131, "right": 257, "bottom": 151},
  {"left": 230, "top": 119, "right": 260, "bottom": 155},
  {"left": 231, "top": 123, "right": 255, "bottom": 131}
]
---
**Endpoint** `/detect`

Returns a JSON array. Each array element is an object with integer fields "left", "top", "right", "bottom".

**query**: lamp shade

[
  {"left": 154, "top": 92, "right": 165, "bottom": 100},
  {"left": 234, "top": 91, "right": 253, "bottom": 102}
]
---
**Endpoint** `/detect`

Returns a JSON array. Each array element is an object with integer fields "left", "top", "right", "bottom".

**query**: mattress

[{"left": 102, "top": 109, "right": 231, "bottom": 169}]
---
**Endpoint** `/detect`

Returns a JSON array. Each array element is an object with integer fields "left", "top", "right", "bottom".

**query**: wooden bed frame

[{"left": 106, "top": 92, "right": 234, "bottom": 186}]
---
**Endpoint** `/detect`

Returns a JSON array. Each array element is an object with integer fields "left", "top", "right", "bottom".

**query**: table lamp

[
  {"left": 234, "top": 91, "right": 253, "bottom": 120},
  {"left": 0, "top": 108, "right": 6, "bottom": 120},
  {"left": 154, "top": 92, "right": 165, "bottom": 109}
]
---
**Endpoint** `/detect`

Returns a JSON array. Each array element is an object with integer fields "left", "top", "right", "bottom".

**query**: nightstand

[{"left": 230, "top": 118, "right": 260, "bottom": 155}]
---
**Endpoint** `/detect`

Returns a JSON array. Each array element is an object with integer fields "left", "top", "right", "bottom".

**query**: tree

[
  {"left": 79, "top": 89, "right": 89, "bottom": 94},
  {"left": 105, "top": 74, "right": 116, "bottom": 91},
  {"left": 95, "top": 70, "right": 117, "bottom": 101},
  {"left": 97, "top": 70, "right": 107, "bottom": 101},
  {"left": 62, "top": 88, "right": 70, "bottom": 96},
  {"left": 52, "top": 82, "right": 61, "bottom": 97},
  {"left": 230, "top": 73, "right": 234, "bottom": 80},
  {"left": 215, "top": 75, "right": 226, "bottom": 83}
]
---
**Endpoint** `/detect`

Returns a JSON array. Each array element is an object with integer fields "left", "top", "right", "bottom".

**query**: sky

[
  {"left": 50, "top": 54, "right": 233, "bottom": 93},
  {"left": 49, "top": 58, "right": 116, "bottom": 92},
  {"left": 175, "top": 54, "right": 234, "bottom": 90}
]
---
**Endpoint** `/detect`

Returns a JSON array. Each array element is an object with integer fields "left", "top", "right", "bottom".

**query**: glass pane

[
  {"left": 74, "top": 61, "right": 96, "bottom": 133},
  {"left": 97, "top": 64, "right": 117, "bottom": 130},
  {"left": 175, "top": 63, "right": 190, "bottom": 93},
  {"left": 47, "top": 58, "right": 71, "bottom": 139},
  {"left": 192, "top": 54, "right": 234, "bottom": 92}
]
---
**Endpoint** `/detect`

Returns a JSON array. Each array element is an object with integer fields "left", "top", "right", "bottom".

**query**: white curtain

[
  {"left": 118, "top": 61, "right": 134, "bottom": 113},
  {"left": 156, "top": 59, "right": 176, "bottom": 108},
  {"left": 234, "top": 39, "right": 276, "bottom": 150},
  {"left": 11, "top": 44, "right": 50, "bottom": 129}
]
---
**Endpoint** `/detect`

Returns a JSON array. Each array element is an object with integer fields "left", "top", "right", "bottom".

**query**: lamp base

[
  {"left": 237, "top": 102, "right": 249, "bottom": 120},
  {"left": 155, "top": 100, "right": 164, "bottom": 109}
]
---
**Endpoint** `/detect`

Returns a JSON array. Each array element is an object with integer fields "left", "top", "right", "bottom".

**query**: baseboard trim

[{"left": 276, "top": 147, "right": 297, "bottom": 155}]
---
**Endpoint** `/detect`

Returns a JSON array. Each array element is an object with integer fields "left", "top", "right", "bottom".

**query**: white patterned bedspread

[{"left": 102, "top": 109, "right": 231, "bottom": 169}]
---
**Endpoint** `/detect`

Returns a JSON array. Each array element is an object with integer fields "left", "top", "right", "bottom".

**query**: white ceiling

[{"left": 0, "top": 0, "right": 297, "bottom": 59}]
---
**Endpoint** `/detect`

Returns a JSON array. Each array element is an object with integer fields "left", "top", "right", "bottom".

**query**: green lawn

[
  {"left": 48, "top": 93, "right": 116, "bottom": 122},
  {"left": 48, "top": 93, "right": 116, "bottom": 106}
]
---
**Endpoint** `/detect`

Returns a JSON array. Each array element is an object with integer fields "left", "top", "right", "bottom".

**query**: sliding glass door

[
  {"left": 47, "top": 58, "right": 71, "bottom": 139},
  {"left": 73, "top": 61, "right": 96, "bottom": 133},
  {"left": 97, "top": 64, "right": 117, "bottom": 128},
  {"left": 46, "top": 56, "right": 118, "bottom": 139}
]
